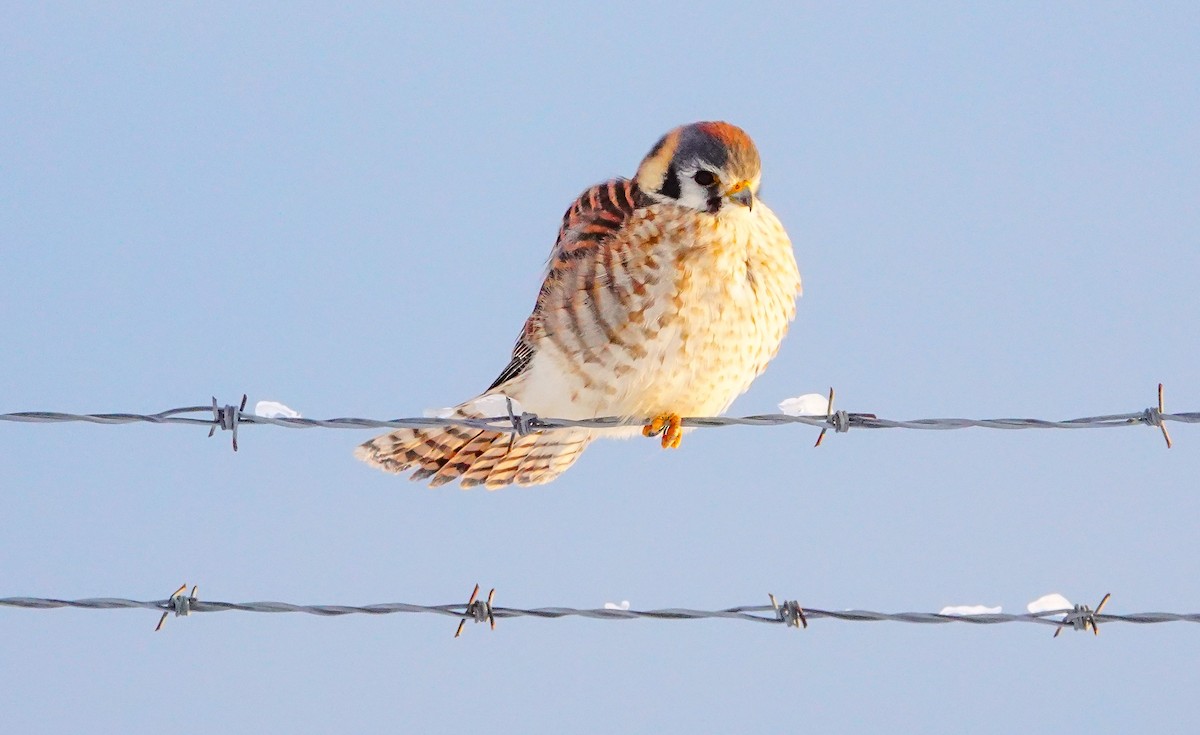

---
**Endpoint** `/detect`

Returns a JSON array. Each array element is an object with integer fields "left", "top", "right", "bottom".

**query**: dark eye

[{"left": 692, "top": 170, "right": 716, "bottom": 187}]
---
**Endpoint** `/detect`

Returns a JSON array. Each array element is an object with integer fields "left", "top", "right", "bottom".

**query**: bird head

[{"left": 634, "top": 121, "right": 762, "bottom": 215}]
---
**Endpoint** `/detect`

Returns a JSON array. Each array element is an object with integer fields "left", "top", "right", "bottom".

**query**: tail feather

[
  {"left": 355, "top": 424, "right": 470, "bottom": 477},
  {"left": 514, "top": 432, "right": 591, "bottom": 486},
  {"left": 355, "top": 400, "right": 593, "bottom": 489},
  {"left": 459, "top": 436, "right": 523, "bottom": 488},
  {"left": 427, "top": 430, "right": 499, "bottom": 487},
  {"left": 479, "top": 433, "right": 541, "bottom": 488},
  {"left": 408, "top": 427, "right": 486, "bottom": 483}
]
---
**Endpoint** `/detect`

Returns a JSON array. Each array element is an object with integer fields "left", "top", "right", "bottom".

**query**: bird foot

[{"left": 643, "top": 413, "right": 683, "bottom": 449}]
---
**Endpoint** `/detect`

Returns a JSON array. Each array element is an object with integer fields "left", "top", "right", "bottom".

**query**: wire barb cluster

[
  {"left": 4, "top": 589, "right": 1199, "bottom": 636},
  {"left": 770, "top": 593, "right": 808, "bottom": 629},
  {"left": 1, "top": 385, "right": 1195, "bottom": 451},
  {"left": 1053, "top": 593, "right": 1111, "bottom": 638},
  {"left": 155, "top": 584, "right": 198, "bottom": 632},
  {"left": 455, "top": 584, "right": 496, "bottom": 638}
]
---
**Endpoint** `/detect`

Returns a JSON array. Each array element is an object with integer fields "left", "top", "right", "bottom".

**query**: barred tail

[{"left": 354, "top": 402, "right": 592, "bottom": 489}]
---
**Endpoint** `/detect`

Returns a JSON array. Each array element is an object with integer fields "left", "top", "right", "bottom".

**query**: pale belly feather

[{"left": 511, "top": 202, "right": 800, "bottom": 434}]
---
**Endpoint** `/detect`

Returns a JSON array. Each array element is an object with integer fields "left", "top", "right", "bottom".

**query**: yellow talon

[{"left": 643, "top": 413, "right": 683, "bottom": 449}]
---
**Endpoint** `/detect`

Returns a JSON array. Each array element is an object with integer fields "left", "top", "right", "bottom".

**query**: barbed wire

[
  {"left": 0, "top": 384, "right": 1194, "bottom": 451},
  {"left": 3, "top": 587, "right": 1196, "bottom": 637},
  {"left": 6, "top": 390, "right": 1193, "bottom": 639}
]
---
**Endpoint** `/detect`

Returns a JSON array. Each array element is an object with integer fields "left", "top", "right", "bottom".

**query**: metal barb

[
  {"left": 769, "top": 593, "right": 808, "bottom": 629},
  {"left": 1153, "top": 383, "right": 1173, "bottom": 449},
  {"left": 155, "top": 584, "right": 198, "bottom": 632},
  {"left": 505, "top": 397, "right": 536, "bottom": 437},
  {"left": 454, "top": 584, "right": 496, "bottom": 638},
  {"left": 814, "top": 388, "right": 836, "bottom": 447},
  {"left": 208, "top": 395, "right": 247, "bottom": 451},
  {"left": 1053, "top": 593, "right": 1111, "bottom": 638}
]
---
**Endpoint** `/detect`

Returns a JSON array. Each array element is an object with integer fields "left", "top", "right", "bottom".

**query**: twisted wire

[
  {"left": 3, "top": 396, "right": 1192, "bottom": 635},
  {"left": 3, "top": 595, "right": 1197, "bottom": 629},
  {"left": 2, "top": 404, "right": 1197, "bottom": 435}
]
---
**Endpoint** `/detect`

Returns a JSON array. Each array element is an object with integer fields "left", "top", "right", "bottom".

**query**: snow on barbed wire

[
  {"left": 1027, "top": 593, "right": 1074, "bottom": 614},
  {"left": 939, "top": 604, "right": 1003, "bottom": 616},
  {"left": 254, "top": 401, "right": 302, "bottom": 419},
  {"left": 777, "top": 393, "right": 831, "bottom": 416}
]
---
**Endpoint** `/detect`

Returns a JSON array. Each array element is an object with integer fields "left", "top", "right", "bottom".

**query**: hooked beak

[{"left": 726, "top": 180, "right": 754, "bottom": 210}]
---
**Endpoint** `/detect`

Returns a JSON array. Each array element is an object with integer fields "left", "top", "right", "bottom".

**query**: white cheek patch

[{"left": 674, "top": 167, "right": 718, "bottom": 212}]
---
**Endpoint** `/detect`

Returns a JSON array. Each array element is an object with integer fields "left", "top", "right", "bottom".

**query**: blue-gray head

[{"left": 635, "top": 121, "right": 762, "bottom": 214}]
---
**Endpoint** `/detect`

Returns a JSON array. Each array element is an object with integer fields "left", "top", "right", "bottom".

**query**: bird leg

[{"left": 643, "top": 413, "right": 683, "bottom": 449}]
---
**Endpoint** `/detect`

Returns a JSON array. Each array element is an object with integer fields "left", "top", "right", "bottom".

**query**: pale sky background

[{"left": 2, "top": 3, "right": 1199, "bottom": 733}]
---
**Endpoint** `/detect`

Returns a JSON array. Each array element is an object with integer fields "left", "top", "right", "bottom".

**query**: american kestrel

[{"left": 357, "top": 121, "right": 801, "bottom": 488}]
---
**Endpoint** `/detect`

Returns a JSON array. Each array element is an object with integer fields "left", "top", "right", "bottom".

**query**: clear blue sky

[{"left": 3, "top": 3, "right": 1198, "bottom": 732}]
